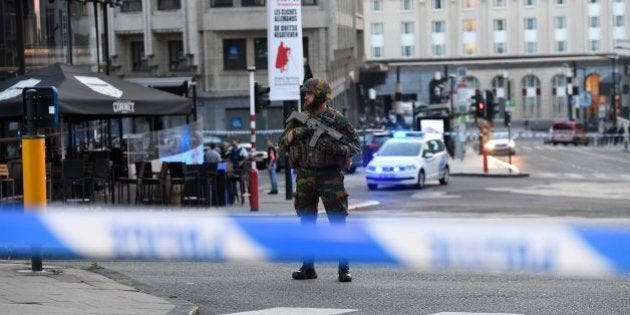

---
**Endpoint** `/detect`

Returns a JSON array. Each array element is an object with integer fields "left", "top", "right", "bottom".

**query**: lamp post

[{"left": 566, "top": 70, "right": 574, "bottom": 121}]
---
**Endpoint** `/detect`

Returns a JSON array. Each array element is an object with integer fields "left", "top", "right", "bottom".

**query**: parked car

[
  {"left": 550, "top": 121, "right": 589, "bottom": 146},
  {"left": 361, "top": 130, "right": 393, "bottom": 166},
  {"left": 365, "top": 132, "right": 450, "bottom": 190}
]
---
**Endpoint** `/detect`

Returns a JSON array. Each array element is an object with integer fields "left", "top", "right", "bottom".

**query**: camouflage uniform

[{"left": 278, "top": 78, "right": 360, "bottom": 281}]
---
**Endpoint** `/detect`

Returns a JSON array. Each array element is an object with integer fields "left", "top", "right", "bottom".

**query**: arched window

[
  {"left": 463, "top": 76, "right": 480, "bottom": 89},
  {"left": 491, "top": 75, "right": 509, "bottom": 99},
  {"left": 521, "top": 75, "right": 541, "bottom": 119},
  {"left": 551, "top": 74, "right": 568, "bottom": 119}
]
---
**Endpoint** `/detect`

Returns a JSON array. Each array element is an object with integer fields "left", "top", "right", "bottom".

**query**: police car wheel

[
  {"left": 367, "top": 184, "right": 378, "bottom": 190},
  {"left": 415, "top": 170, "right": 425, "bottom": 189}
]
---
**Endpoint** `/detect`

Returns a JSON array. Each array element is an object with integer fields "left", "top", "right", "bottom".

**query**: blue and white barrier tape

[{"left": 1, "top": 211, "right": 629, "bottom": 278}]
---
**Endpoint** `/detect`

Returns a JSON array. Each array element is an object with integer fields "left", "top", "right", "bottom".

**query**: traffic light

[
  {"left": 254, "top": 82, "right": 270, "bottom": 113},
  {"left": 484, "top": 90, "right": 495, "bottom": 123},
  {"left": 477, "top": 101, "right": 485, "bottom": 118}
]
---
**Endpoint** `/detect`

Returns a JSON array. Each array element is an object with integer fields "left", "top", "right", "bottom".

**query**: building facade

[
  {"left": 364, "top": 0, "right": 630, "bottom": 129},
  {"left": 107, "top": 0, "right": 365, "bottom": 133}
]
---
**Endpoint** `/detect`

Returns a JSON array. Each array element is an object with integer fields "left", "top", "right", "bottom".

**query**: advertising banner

[{"left": 267, "top": 0, "right": 304, "bottom": 101}]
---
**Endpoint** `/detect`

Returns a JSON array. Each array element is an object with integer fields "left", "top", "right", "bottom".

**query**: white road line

[
  {"left": 429, "top": 313, "right": 523, "bottom": 315},
  {"left": 221, "top": 307, "right": 358, "bottom": 315},
  {"left": 534, "top": 172, "right": 556, "bottom": 178},
  {"left": 564, "top": 173, "right": 585, "bottom": 179},
  {"left": 593, "top": 173, "right": 609, "bottom": 180}
]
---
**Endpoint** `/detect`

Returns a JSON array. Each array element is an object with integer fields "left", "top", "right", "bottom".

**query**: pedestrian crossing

[{"left": 530, "top": 172, "right": 630, "bottom": 181}]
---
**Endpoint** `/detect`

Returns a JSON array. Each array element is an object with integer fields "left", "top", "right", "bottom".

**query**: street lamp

[{"left": 566, "top": 69, "right": 574, "bottom": 121}]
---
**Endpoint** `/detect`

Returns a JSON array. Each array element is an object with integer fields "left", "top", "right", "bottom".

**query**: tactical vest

[{"left": 289, "top": 108, "right": 345, "bottom": 169}]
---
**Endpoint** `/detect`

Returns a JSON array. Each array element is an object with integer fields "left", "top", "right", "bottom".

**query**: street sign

[{"left": 580, "top": 91, "right": 592, "bottom": 107}]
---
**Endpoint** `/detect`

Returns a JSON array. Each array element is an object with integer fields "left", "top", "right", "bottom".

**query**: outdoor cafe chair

[{"left": 0, "top": 164, "right": 15, "bottom": 202}]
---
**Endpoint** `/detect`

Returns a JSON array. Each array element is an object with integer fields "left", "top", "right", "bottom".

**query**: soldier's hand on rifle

[{"left": 288, "top": 127, "right": 312, "bottom": 144}]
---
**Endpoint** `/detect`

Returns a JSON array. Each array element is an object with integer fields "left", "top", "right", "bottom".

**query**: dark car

[
  {"left": 550, "top": 121, "right": 589, "bottom": 146},
  {"left": 361, "top": 130, "right": 392, "bottom": 166}
]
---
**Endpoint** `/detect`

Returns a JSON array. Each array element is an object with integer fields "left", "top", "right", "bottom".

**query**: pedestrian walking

[
  {"left": 266, "top": 138, "right": 278, "bottom": 194},
  {"left": 278, "top": 78, "right": 360, "bottom": 283}
]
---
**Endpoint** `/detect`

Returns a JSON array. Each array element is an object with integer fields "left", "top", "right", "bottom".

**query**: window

[
  {"left": 524, "top": 18, "right": 536, "bottom": 30},
  {"left": 158, "top": 0, "right": 180, "bottom": 10},
  {"left": 589, "top": 40, "right": 600, "bottom": 52},
  {"left": 525, "top": 41, "right": 537, "bottom": 53},
  {"left": 223, "top": 39, "right": 246, "bottom": 70},
  {"left": 551, "top": 75, "right": 568, "bottom": 118},
  {"left": 433, "top": 0, "right": 444, "bottom": 10},
  {"left": 211, "top": 0, "right": 233, "bottom": 8},
  {"left": 554, "top": 17, "right": 566, "bottom": 29},
  {"left": 464, "top": 19, "right": 476, "bottom": 32},
  {"left": 524, "top": 0, "right": 535, "bottom": 7},
  {"left": 589, "top": 0, "right": 599, "bottom": 3},
  {"left": 494, "top": 43, "right": 506, "bottom": 54},
  {"left": 401, "top": 0, "right": 413, "bottom": 10},
  {"left": 589, "top": 16, "right": 600, "bottom": 28},
  {"left": 433, "top": 45, "right": 445, "bottom": 56},
  {"left": 371, "top": 0, "right": 383, "bottom": 11},
  {"left": 302, "top": 0, "right": 318, "bottom": 5},
  {"left": 121, "top": 0, "right": 142, "bottom": 12},
  {"left": 254, "top": 38, "right": 267, "bottom": 70},
  {"left": 371, "top": 23, "right": 383, "bottom": 35},
  {"left": 555, "top": 41, "right": 567, "bottom": 52},
  {"left": 615, "top": 16, "right": 625, "bottom": 27},
  {"left": 401, "top": 45, "right": 414, "bottom": 57},
  {"left": 464, "top": 43, "right": 476, "bottom": 55},
  {"left": 131, "top": 41, "right": 146, "bottom": 71},
  {"left": 242, "top": 0, "right": 265, "bottom": 6},
  {"left": 432, "top": 21, "right": 445, "bottom": 33},
  {"left": 464, "top": 0, "right": 475, "bottom": 9},
  {"left": 168, "top": 41, "right": 185, "bottom": 71},
  {"left": 372, "top": 47, "right": 383, "bottom": 58},
  {"left": 555, "top": 0, "right": 565, "bottom": 5},
  {"left": 494, "top": 19, "right": 506, "bottom": 31},
  {"left": 494, "top": 0, "right": 506, "bottom": 7},
  {"left": 402, "top": 22, "right": 414, "bottom": 34}
]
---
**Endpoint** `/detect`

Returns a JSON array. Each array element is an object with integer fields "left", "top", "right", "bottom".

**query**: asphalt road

[{"left": 83, "top": 140, "right": 630, "bottom": 314}]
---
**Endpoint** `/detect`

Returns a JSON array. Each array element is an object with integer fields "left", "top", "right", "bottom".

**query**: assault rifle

[{"left": 286, "top": 111, "right": 361, "bottom": 155}]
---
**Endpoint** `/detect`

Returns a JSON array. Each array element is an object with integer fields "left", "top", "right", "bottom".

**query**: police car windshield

[{"left": 377, "top": 141, "right": 422, "bottom": 156}]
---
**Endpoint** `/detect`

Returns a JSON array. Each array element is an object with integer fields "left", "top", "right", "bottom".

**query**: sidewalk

[
  {"left": 0, "top": 261, "right": 198, "bottom": 315},
  {"left": 449, "top": 144, "right": 529, "bottom": 178}
]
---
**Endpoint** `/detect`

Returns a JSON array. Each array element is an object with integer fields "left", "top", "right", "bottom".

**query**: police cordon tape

[{"left": 1, "top": 210, "right": 629, "bottom": 278}]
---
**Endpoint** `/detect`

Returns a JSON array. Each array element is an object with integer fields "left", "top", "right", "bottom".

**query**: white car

[
  {"left": 365, "top": 132, "right": 450, "bottom": 190},
  {"left": 238, "top": 143, "right": 268, "bottom": 169},
  {"left": 484, "top": 131, "right": 516, "bottom": 155}
]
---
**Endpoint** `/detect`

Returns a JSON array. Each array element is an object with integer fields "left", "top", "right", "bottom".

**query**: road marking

[
  {"left": 487, "top": 182, "right": 630, "bottom": 200},
  {"left": 429, "top": 313, "right": 522, "bottom": 315},
  {"left": 221, "top": 307, "right": 358, "bottom": 315},
  {"left": 348, "top": 200, "right": 380, "bottom": 210},
  {"left": 564, "top": 173, "right": 585, "bottom": 179},
  {"left": 412, "top": 191, "right": 461, "bottom": 199},
  {"left": 534, "top": 172, "right": 556, "bottom": 178}
]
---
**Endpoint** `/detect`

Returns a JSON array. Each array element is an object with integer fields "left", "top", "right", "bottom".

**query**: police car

[{"left": 365, "top": 131, "right": 450, "bottom": 190}]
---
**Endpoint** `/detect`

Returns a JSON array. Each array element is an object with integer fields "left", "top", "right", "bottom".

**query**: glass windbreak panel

[{"left": 377, "top": 141, "right": 422, "bottom": 156}]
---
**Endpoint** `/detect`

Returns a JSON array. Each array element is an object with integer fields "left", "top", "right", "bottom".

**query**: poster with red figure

[{"left": 267, "top": 0, "right": 303, "bottom": 101}]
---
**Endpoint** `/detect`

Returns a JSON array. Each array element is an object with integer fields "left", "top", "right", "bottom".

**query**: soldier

[{"left": 278, "top": 78, "right": 360, "bottom": 282}]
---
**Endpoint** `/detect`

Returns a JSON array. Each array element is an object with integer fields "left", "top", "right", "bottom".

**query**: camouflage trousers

[{"left": 294, "top": 172, "right": 349, "bottom": 220}]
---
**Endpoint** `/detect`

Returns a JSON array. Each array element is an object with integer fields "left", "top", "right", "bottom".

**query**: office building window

[
  {"left": 494, "top": 0, "right": 506, "bottom": 8},
  {"left": 371, "top": 23, "right": 383, "bottom": 35},
  {"left": 242, "top": 0, "right": 266, "bottom": 6},
  {"left": 401, "top": 0, "right": 413, "bottom": 10},
  {"left": 211, "top": 0, "right": 233, "bottom": 8},
  {"left": 254, "top": 38, "right": 268, "bottom": 70},
  {"left": 525, "top": 41, "right": 537, "bottom": 53},
  {"left": 524, "top": 18, "right": 536, "bottom": 30},
  {"left": 589, "top": 0, "right": 599, "bottom": 3},
  {"left": 131, "top": 41, "right": 146, "bottom": 71},
  {"left": 589, "top": 16, "right": 600, "bottom": 28},
  {"left": 524, "top": 0, "right": 535, "bottom": 7},
  {"left": 494, "top": 19, "right": 506, "bottom": 31},
  {"left": 433, "top": 0, "right": 444, "bottom": 10},
  {"left": 555, "top": 0, "right": 565, "bottom": 5},
  {"left": 372, "top": 47, "right": 383, "bottom": 58},
  {"left": 158, "top": 0, "right": 180, "bottom": 10},
  {"left": 464, "top": 43, "right": 476, "bottom": 55},
  {"left": 432, "top": 21, "right": 445, "bottom": 33},
  {"left": 464, "top": 0, "right": 475, "bottom": 9},
  {"left": 551, "top": 75, "right": 568, "bottom": 118},
  {"left": 589, "top": 40, "right": 600, "bottom": 52},
  {"left": 371, "top": 0, "right": 383, "bottom": 11},
  {"left": 464, "top": 19, "right": 476, "bottom": 32},
  {"left": 168, "top": 41, "right": 185, "bottom": 71},
  {"left": 554, "top": 17, "right": 566, "bottom": 29},
  {"left": 121, "top": 0, "right": 142, "bottom": 12},
  {"left": 555, "top": 41, "right": 566, "bottom": 53},
  {"left": 402, "top": 22, "right": 414, "bottom": 34},
  {"left": 494, "top": 43, "right": 506, "bottom": 54},
  {"left": 302, "top": 0, "right": 318, "bottom": 5},
  {"left": 401, "top": 46, "right": 414, "bottom": 57},
  {"left": 223, "top": 39, "right": 246, "bottom": 70},
  {"left": 615, "top": 16, "right": 625, "bottom": 27},
  {"left": 433, "top": 45, "right": 445, "bottom": 57}
]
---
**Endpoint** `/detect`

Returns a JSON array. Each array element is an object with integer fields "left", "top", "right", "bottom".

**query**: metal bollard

[{"left": 249, "top": 167, "right": 259, "bottom": 211}]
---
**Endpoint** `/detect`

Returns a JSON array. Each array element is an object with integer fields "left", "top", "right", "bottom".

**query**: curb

[
  {"left": 87, "top": 266, "right": 199, "bottom": 315},
  {"left": 451, "top": 172, "right": 530, "bottom": 178}
]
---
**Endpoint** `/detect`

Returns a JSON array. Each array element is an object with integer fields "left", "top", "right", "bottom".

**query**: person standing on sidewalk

[
  {"left": 278, "top": 78, "right": 360, "bottom": 283},
  {"left": 266, "top": 138, "right": 278, "bottom": 194}
]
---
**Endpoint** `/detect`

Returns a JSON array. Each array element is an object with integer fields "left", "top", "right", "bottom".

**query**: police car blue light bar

[{"left": 0, "top": 211, "right": 629, "bottom": 278}]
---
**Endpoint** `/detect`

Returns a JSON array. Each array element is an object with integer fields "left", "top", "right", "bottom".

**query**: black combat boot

[
  {"left": 292, "top": 266, "right": 317, "bottom": 280},
  {"left": 338, "top": 264, "right": 352, "bottom": 282}
]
